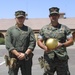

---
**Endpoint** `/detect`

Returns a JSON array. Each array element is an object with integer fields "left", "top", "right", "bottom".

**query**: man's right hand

[
  {"left": 17, "top": 52, "right": 25, "bottom": 60},
  {"left": 44, "top": 46, "right": 51, "bottom": 53}
]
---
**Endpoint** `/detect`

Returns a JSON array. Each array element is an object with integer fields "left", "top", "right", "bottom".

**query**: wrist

[
  {"left": 16, "top": 53, "right": 19, "bottom": 56},
  {"left": 61, "top": 43, "right": 65, "bottom": 47},
  {"left": 25, "top": 53, "right": 28, "bottom": 56},
  {"left": 25, "top": 53, "right": 29, "bottom": 60}
]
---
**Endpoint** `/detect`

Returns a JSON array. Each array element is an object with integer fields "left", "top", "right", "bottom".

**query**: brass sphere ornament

[{"left": 46, "top": 38, "right": 58, "bottom": 50}]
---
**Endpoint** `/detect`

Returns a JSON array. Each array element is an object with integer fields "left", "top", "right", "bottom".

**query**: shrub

[{"left": 0, "top": 38, "right": 5, "bottom": 45}]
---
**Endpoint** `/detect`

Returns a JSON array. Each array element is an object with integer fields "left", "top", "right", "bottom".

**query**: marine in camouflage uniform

[
  {"left": 37, "top": 7, "right": 73, "bottom": 75},
  {"left": 5, "top": 10, "right": 36, "bottom": 75}
]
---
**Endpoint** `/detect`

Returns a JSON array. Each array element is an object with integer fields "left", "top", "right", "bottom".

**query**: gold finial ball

[{"left": 46, "top": 38, "right": 58, "bottom": 50}]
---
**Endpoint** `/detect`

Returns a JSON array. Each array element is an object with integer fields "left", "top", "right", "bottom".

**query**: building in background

[{"left": 0, "top": 13, "right": 75, "bottom": 44}]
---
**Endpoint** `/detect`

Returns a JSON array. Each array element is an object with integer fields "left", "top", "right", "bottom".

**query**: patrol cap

[
  {"left": 49, "top": 7, "right": 59, "bottom": 15},
  {"left": 15, "top": 10, "right": 26, "bottom": 18}
]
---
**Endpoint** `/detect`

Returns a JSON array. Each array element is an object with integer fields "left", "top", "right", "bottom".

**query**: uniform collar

[
  {"left": 47, "top": 23, "right": 61, "bottom": 30},
  {"left": 49, "top": 23, "right": 61, "bottom": 28}
]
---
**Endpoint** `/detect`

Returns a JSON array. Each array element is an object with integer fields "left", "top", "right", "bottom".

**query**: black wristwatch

[
  {"left": 25, "top": 53, "right": 29, "bottom": 60},
  {"left": 61, "top": 43, "right": 65, "bottom": 47}
]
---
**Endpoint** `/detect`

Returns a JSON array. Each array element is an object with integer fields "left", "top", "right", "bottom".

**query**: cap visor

[
  {"left": 16, "top": 15, "right": 25, "bottom": 18},
  {"left": 50, "top": 12, "right": 59, "bottom": 15}
]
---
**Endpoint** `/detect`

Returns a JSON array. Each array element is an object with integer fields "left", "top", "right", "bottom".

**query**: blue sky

[{"left": 0, "top": 0, "right": 75, "bottom": 18}]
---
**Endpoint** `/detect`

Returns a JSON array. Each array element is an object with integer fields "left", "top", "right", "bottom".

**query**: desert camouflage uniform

[{"left": 38, "top": 23, "right": 72, "bottom": 75}]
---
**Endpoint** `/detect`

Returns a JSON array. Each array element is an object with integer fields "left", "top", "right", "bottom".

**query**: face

[
  {"left": 49, "top": 14, "right": 59, "bottom": 24},
  {"left": 15, "top": 17, "right": 25, "bottom": 25}
]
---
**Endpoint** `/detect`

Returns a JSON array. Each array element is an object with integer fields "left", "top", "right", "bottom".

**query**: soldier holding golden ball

[{"left": 37, "top": 7, "right": 73, "bottom": 75}]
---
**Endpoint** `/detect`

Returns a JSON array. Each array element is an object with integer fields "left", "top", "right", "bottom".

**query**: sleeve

[
  {"left": 37, "top": 28, "right": 44, "bottom": 39},
  {"left": 65, "top": 26, "right": 73, "bottom": 39},
  {"left": 28, "top": 30, "right": 36, "bottom": 51},
  {"left": 5, "top": 29, "right": 15, "bottom": 52}
]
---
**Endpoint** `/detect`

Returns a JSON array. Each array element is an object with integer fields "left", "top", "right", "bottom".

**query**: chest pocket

[
  {"left": 43, "top": 29, "right": 52, "bottom": 41},
  {"left": 55, "top": 29, "right": 65, "bottom": 39},
  {"left": 19, "top": 31, "right": 29, "bottom": 41},
  {"left": 43, "top": 28, "right": 66, "bottom": 43},
  {"left": 11, "top": 28, "right": 30, "bottom": 46},
  {"left": 11, "top": 29, "right": 29, "bottom": 40}
]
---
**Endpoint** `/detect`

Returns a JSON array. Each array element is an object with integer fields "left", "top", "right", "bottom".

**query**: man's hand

[
  {"left": 44, "top": 42, "right": 63, "bottom": 52},
  {"left": 44, "top": 46, "right": 51, "bottom": 53},
  {"left": 17, "top": 53, "right": 25, "bottom": 60},
  {"left": 56, "top": 42, "right": 65, "bottom": 48},
  {"left": 44, "top": 45, "right": 56, "bottom": 53}
]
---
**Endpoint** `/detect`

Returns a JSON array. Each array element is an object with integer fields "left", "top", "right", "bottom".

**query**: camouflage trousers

[{"left": 43, "top": 54, "right": 70, "bottom": 75}]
